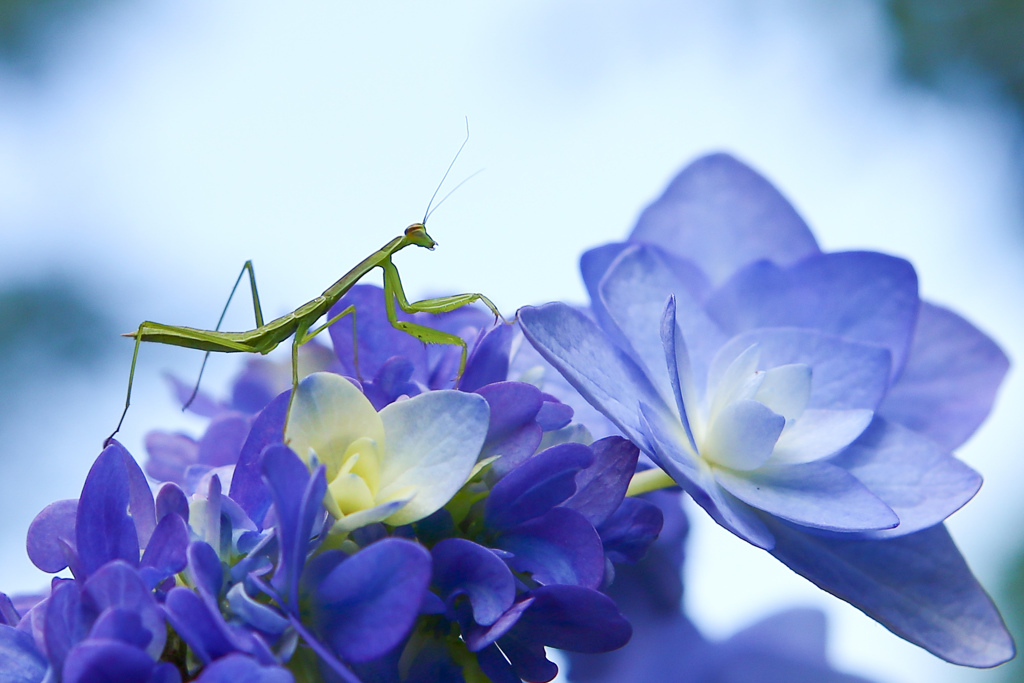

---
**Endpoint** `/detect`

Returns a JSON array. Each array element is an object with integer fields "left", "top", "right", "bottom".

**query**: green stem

[{"left": 626, "top": 467, "right": 677, "bottom": 496}]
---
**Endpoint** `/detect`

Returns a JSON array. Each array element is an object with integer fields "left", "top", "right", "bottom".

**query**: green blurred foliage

[
  {"left": 0, "top": 0, "right": 115, "bottom": 71},
  {"left": 997, "top": 550, "right": 1024, "bottom": 682},
  {"left": 0, "top": 278, "right": 115, "bottom": 387},
  {"left": 885, "top": 0, "right": 1024, "bottom": 117}
]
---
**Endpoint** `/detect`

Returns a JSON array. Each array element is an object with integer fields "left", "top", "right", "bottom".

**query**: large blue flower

[{"left": 519, "top": 153, "right": 1014, "bottom": 666}]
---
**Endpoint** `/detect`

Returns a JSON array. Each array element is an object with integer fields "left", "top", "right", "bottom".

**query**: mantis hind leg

[
  {"left": 185, "top": 260, "right": 266, "bottom": 410},
  {"left": 105, "top": 326, "right": 145, "bottom": 447},
  {"left": 381, "top": 259, "right": 505, "bottom": 384}
]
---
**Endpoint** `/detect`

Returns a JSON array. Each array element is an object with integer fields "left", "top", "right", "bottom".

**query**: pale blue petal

[
  {"left": 518, "top": 303, "right": 671, "bottom": 446},
  {"left": 377, "top": 390, "right": 489, "bottom": 525},
  {"left": 630, "top": 153, "right": 820, "bottom": 285},
  {"left": 832, "top": 417, "right": 983, "bottom": 538},
  {"left": 705, "top": 252, "right": 918, "bottom": 380},
  {"left": 879, "top": 302, "right": 1009, "bottom": 451},
  {"left": 703, "top": 400, "right": 784, "bottom": 471},
  {"left": 709, "top": 328, "right": 891, "bottom": 411},
  {"left": 771, "top": 409, "right": 874, "bottom": 465},
  {"left": 715, "top": 462, "right": 898, "bottom": 532},
  {"left": 765, "top": 520, "right": 1015, "bottom": 667},
  {"left": 638, "top": 404, "right": 774, "bottom": 550},
  {"left": 600, "top": 244, "right": 726, "bottom": 392}
]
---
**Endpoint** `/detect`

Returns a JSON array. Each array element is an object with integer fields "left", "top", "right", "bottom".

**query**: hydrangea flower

[{"left": 519, "top": 153, "right": 1015, "bottom": 667}]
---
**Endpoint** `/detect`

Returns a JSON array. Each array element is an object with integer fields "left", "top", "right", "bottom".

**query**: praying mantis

[{"left": 106, "top": 222, "right": 503, "bottom": 446}]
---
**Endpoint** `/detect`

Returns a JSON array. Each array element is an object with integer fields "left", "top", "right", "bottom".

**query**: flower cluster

[
  {"left": 0, "top": 284, "right": 656, "bottom": 682},
  {"left": 0, "top": 152, "right": 1015, "bottom": 681}
]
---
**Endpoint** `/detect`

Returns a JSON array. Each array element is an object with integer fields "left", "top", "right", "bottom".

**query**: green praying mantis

[
  {"left": 106, "top": 223, "right": 503, "bottom": 446},
  {"left": 106, "top": 133, "right": 503, "bottom": 446}
]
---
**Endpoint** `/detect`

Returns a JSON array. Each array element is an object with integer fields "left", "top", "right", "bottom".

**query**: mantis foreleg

[
  {"left": 185, "top": 260, "right": 266, "bottom": 410},
  {"left": 380, "top": 259, "right": 502, "bottom": 383}
]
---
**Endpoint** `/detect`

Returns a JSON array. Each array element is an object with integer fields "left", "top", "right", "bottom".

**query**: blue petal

[
  {"left": 765, "top": 519, "right": 1015, "bottom": 667},
  {"left": 879, "top": 302, "right": 1009, "bottom": 451},
  {"left": 312, "top": 538, "right": 431, "bottom": 663},
  {"left": 596, "top": 496, "right": 664, "bottom": 564},
  {"left": 831, "top": 417, "right": 983, "bottom": 538},
  {"left": 327, "top": 284, "right": 427, "bottom": 382},
  {"left": 139, "top": 514, "right": 188, "bottom": 588},
  {"left": 629, "top": 153, "right": 820, "bottom": 285},
  {"left": 714, "top": 461, "right": 899, "bottom": 532},
  {"left": 705, "top": 252, "right": 919, "bottom": 380},
  {"left": 508, "top": 584, "right": 632, "bottom": 653}
]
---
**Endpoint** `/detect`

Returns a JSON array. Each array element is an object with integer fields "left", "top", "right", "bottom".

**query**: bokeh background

[{"left": 1, "top": 2, "right": 1022, "bottom": 682}]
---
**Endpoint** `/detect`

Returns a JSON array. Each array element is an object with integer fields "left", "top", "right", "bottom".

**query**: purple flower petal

[
  {"left": 327, "top": 284, "right": 427, "bottom": 382},
  {"left": 431, "top": 538, "right": 516, "bottom": 627},
  {"left": 76, "top": 443, "right": 141, "bottom": 578},
  {"left": 139, "top": 513, "right": 189, "bottom": 589},
  {"left": 62, "top": 639, "right": 159, "bottom": 683},
  {"left": 879, "top": 302, "right": 1009, "bottom": 451},
  {"left": 485, "top": 443, "right": 594, "bottom": 531},
  {"left": 27, "top": 499, "right": 78, "bottom": 574},
  {"left": 629, "top": 153, "right": 820, "bottom": 285},
  {"left": 765, "top": 519, "right": 1015, "bottom": 667},
  {"left": 144, "top": 431, "right": 198, "bottom": 486},
  {"left": 498, "top": 507, "right": 605, "bottom": 589},
  {"left": 459, "top": 323, "right": 514, "bottom": 392},
  {"left": 562, "top": 436, "right": 640, "bottom": 527},
  {"left": 197, "top": 412, "right": 252, "bottom": 468},
  {"left": 509, "top": 584, "right": 632, "bottom": 653},
  {"left": 0, "top": 624, "right": 46, "bottom": 682},
  {"left": 311, "top": 538, "right": 431, "bottom": 663},
  {"left": 230, "top": 389, "right": 290, "bottom": 528},
  {"left": 596, "top": 496, "right": 664, "bottom": 564},
  {"left": 705, "top": 252, "right": 919, "bottom": 379},
  {"left": 155, "top": 483, "right": 189, "bottom": 524},
  {"left": 83, "top": 561, "right": 165, "bottom": 659},
  {"left": 832, "top": 418, "right": 983, "bottom": 538},
  {"left": 714, "top": 461, "right": 899, "bottom": 532},
  {"left": 193, "top": 654, "right": 293, "bottom": 683},
  {"left": 261, "top": 445, "right": 327, "bottom": 611}
]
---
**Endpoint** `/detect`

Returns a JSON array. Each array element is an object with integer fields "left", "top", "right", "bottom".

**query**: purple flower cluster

[{"left": 0, "top": 285, "right": 654, "bottom": 682}]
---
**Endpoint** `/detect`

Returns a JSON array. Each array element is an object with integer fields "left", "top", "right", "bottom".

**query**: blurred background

[{"left": 0, "top": 1, "right": 1022, "bottom": 681}]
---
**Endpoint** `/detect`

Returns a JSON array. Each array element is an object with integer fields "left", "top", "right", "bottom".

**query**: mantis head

[{"left": 405, "top": 223, "right": 437, "bottom": 250}]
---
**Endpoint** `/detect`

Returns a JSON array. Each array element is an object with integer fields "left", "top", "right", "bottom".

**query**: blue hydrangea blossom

[{"left": 519, "top": 153, "right": 1014, "bottom": 667}]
